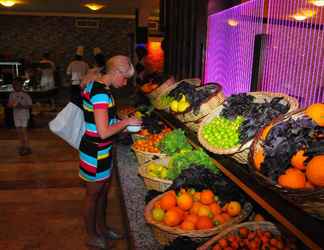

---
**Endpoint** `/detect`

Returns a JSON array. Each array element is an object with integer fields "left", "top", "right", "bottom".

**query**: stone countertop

[{"left": 116, "top": 143, "right": 161, "bottom": 250}]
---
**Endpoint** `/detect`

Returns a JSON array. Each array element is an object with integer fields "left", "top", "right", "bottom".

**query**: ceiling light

[
  {"left": 292, "top": 14, "right": 308, "bottom": 21},
  {"left": 0, "top": 0, "right": 16, "bottom": 7},
  {"left": 84, "top": 3, "right": 105, "bottom": 11},
  {"left": 227, "top": 19, "right": 238, "bottom": 27},
  {"left": 310, "top": 0, "right": 324, "bottom": 7}
]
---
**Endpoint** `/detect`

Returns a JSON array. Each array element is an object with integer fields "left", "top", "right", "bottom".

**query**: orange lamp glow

[{"left": 84, "top": 3, "right": 105, "bottom": 11}]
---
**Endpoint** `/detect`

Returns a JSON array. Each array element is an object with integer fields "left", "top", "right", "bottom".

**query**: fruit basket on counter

[
  {"left": 198, "top": 92, "right": 299, "bottom": 164},
  {"left": 144, "top": 190, "right": 253, "bottom": 245},
  {"left": 138, "top": 158, "right": 172, "bottom": 192},
  {"left": 248, "top": 104, "right": 324, "bottom": 220},
  {"left": 151, "top": 79, "right": 201, "bottom": 111},
  {"left": 175, "top": 83, "right": 225, "bottom": 126},
  {"left": 197, "top": 221, "right": 297, "bottom": 250}
]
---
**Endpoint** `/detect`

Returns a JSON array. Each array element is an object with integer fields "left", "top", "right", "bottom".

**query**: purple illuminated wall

[
  {"left": 204, "top": 0, "right": 264, "bottom": 96},
  {"left": 205, "top": 0, "right": 324, "bottom": 105},
  {"left": 261, "top": 0, "right": 324, "bottom": 106}
]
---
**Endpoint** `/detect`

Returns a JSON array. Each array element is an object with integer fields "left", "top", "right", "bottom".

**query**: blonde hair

[{"left": 106, "top": 55, "right": 134, "bottom": 78}]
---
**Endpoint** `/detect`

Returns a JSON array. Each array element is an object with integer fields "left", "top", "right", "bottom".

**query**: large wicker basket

[
  {"left": 147, "top": 77, "right": 177, "bottom": 101},
  {"left": 151, "top": 79, "right": 202, "bottom": 110},
  {"left": 198, "top": 92, "right": 299, "bottom": 164},
  {"left": 131, "top": 146, "right": 168, "bottom": 166},
  {"left": 138, "top": 158, "right": 172, "bottom": 192},
  {"left": 176, "top": 83, "right": 225, "bottom": 123},
  {"left": 197, "top": 221, "right": 281, "bottom": 250},
  {"left": 248, "top": 109, "right": 324, "bottom": 220},
  {"left": 144, "top": 191, "right": 253, "bottom": 245}
]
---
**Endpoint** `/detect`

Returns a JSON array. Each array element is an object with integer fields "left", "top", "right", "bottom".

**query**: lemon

[
  {"left": 135, "top": 111, "right": 142, "bottom": 119},
  {"left": 170, "top": 100, "right": 179, "bottom": 112},
  {"left": 152, "top": 208, "right": 165, "bottom": 222},
  {"left": 178, "top": 101, "right": 189, "bottom": 112}
]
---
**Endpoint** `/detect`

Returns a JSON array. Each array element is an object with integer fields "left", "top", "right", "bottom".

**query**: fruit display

[
  {"left": 133, "top": 128, "right": 171, "bottom": 153},
  {"left": 206, "top": 223, "right": 297, "bottom": 250},
  {"left": 147, "top": 161, "right": 169, "bottom": 179},
  {"left": 157, "top": 129, "right": 192, "bottom": 155},
  {"left": 251, "top": 103, "right": 324, "bottom": 189},
  {"left": 150, "top": 189, "right": 244, "bottom": 230},
  {"left": 170, "top": 95, "right": 191, "bottom": 113},
  {"left": 202, "top": 116, "right": 244, "bottom": 149},
  {"left": 152, "top": 95, "right": 175, "bottom": 110},
  {"left": 199, "top": 93, "right": 295, "bottom": 157}
]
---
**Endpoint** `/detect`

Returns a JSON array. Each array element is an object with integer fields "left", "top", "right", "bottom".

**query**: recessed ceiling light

[
  {"left": 310, "top": 0, "right": 324, "bottom": 7},
  {"left": 0, "top": 0, "right": 16, "bottom": 7},
  {"left": 84, "top": 3, "right": 105, "bottom": 11},
  {"left": 227, "top": 19, "right": 238, "bottom": 27},
  {"left": 292, "top": 14, "right": 308, "bottom": 21}
]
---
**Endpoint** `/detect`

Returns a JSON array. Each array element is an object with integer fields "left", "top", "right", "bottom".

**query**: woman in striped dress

[{"left": 79, "top": 55, "right": 141, "bottom": 249}]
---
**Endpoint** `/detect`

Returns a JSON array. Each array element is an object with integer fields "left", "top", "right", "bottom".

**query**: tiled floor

[{"left": 0, "top": 127, "right": 131, "bottom": 250}]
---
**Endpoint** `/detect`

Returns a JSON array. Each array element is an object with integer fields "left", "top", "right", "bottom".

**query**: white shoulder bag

[{"left": 49, "top": 102, "right": 85, "bottom": 150}]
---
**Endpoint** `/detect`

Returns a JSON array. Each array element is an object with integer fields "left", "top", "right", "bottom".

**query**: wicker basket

[
  {"left": 130, "top": 134, "right": 146, "bottom": 142},
  {"left": 248, "top": 109, "right": 324, "bottom": 220},
  {"left": 197, "top": 221, "right": 281, "bottom": 250},
  {"left": 176, "top": 83, "right": 225, "bottom": 123},
  {"left": 138, "top": 158, "right": 172, "bottom": 192},
  {"left": 151, "top": 79, "right": 201, "bottom": 108},
  {"left": 144, "top": 191, "right": 253, "bottom": 245},
  {"left": 131, "top": 146, "right": 168, "bottom": 166},
  {"left": 197, "top": 92, "right": 299, "bottom": 164},
  {"left": 147, "top": 78, "right": 177, "bottom": 101}
]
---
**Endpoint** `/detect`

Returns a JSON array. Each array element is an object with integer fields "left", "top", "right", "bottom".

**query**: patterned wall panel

[{"left": 0, "top": 15, "right": 135, "bottom": 84}]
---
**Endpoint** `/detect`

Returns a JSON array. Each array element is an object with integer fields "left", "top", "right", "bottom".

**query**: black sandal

[{"left": 86, "top": 237, "right": 108, "bottom": 249}]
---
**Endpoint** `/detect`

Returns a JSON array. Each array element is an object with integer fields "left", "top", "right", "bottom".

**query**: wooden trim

[{"left": 0, "top": 11, "right": 135, "bottom": 19}]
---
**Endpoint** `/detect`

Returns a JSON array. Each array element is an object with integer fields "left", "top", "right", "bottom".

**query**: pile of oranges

[
  {"left": 133, "top": 128, "right": 172, "bottom": 153},
  {"left": 211, "top": 226, "right": 296, "bottom": 250},
  {"left": 150, "top": 189, "right": 242, "bottom": 231},
  {"left": 278, "top": 154, "right": 324, "bottom": 189}
]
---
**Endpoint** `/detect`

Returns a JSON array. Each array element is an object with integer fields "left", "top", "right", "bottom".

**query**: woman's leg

[
  {"left": 96, "top": 178, "right": 124, "bottom": 240},
  {"left": 84, "top": 181, "right": 107, "bottom": 248}
]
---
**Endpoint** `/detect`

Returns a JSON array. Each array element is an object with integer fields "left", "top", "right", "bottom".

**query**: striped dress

[{"left": 79, "top": 81, "right": 118, "bottom": 182}]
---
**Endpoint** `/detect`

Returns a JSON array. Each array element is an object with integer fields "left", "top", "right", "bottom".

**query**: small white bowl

[{"left": 127, "top": 125, "right": 142, "bottom": 133}]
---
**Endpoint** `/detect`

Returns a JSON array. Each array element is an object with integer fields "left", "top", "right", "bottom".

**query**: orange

[
  {"left": 193, "top": 192, "right": 201, "bottom": 202},
  {"left": 184, "top": 214, "right": 198, "bottom": 225},
  {"left": 177, "top": 192, "right": 193, "bottom": 210},
  {"left": 209, "top": 202, "right": 222, "bottom": 216},
  {"left": 163, "top": 210, "right": 181, "bottom": 227},
  {"left": 190, "top": 202, "right": 202, "bottom": 215},
  {"left": 180, "top": 220, "right": 195, "bottom": 231},
  {"left": 221, "top": 213, "right": 232, "bottom": 223},
  {"left": 278, "top": 168, "right": 306, "bottom": 189},
  {"left": 261, "top": 124, "right": 273, "bottom": 140},
  {"left": 226, "top": 201, "right": 242, "bottom": 217},
  {"left": 305, "top": 181, "right": 315, "bottom": 189},
  {"left": 305, "top": 103, "right": 324, "bottom": 126},
  {"left": 306, "top": 155, "right": 324, "bottom": 187},
  {"left": 169, "top": 206, "right": 185, "bottom": 220},
  {"left": 198, "top": 205, "right": 212, "bottom": 217},
  {"left": 196, "top": 216, "right": 213, "bottom": 230},
  {"left": 154, "top": 200, "right": 161, "bottom": 209},
  {"left": 160, "top": 193, "right": 177, "bottom": 210},
  {"left": 200, "top": 189, "right": 215, "bottom": 205},
  {"left": 254, "top": 147, "right": 265, "bottom": 170},
  {"left": 254, "top": 214, "right": 265, "bottom": 221},
  {"left": 213, "top": 214, "right": 225, "bottom": 225},
  {"left": 290, "top": 150, "right": 308, "bottom": 170}
]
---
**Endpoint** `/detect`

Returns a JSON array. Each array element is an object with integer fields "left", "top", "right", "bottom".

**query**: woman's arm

[{"left": 94, "top": 109, "right": 141, "bottom": 140}]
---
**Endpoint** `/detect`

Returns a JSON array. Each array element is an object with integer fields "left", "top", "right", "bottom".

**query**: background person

[
  {"left": 66, "top": 46, "right": 89, "bottom": 104},
  {"left": 39, "top": 52, "right": 56, "bottom": 89},
  {"left": 7, "top": 78, "right": 33, "bottom": 156},
  {"left": 79, "top": 55, "right": 141, "bottom": 249}
]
